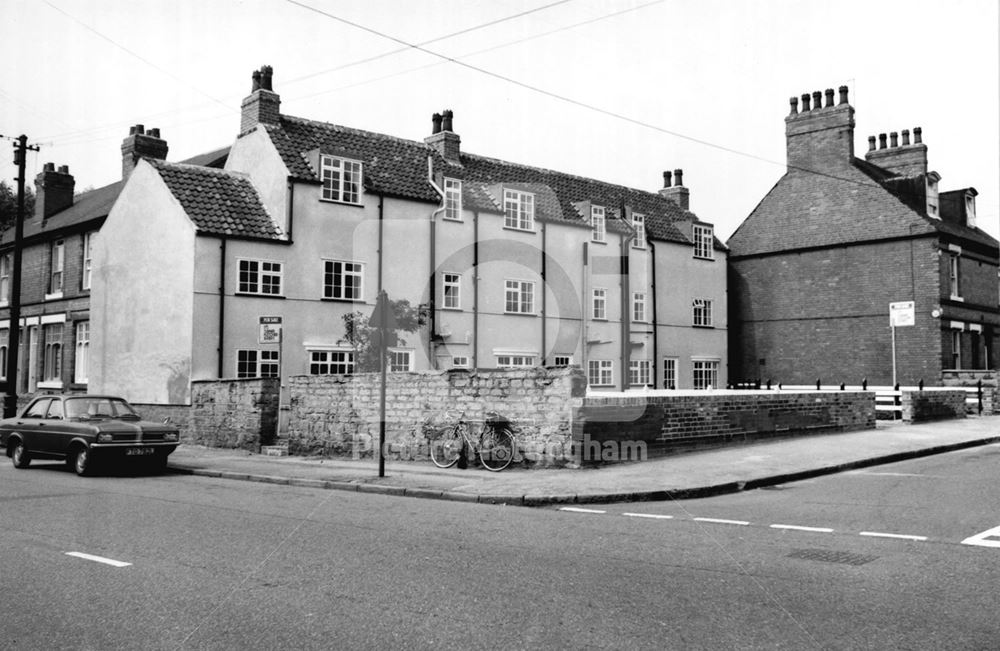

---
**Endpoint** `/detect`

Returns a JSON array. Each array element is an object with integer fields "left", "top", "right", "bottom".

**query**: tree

[
  {"left": 342, "top": 298, "right": 429, "bottom": 372},
  {"left": 0, "top": 180, "right": 35, "bottom": 231}
]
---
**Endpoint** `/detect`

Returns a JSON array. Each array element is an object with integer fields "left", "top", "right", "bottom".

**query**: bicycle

[{"left": 429, "top": 412, "right": 517, "bottom": 472}]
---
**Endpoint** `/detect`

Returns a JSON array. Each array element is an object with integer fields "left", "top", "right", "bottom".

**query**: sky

[{"left": 1, "top": 0, "right": 997, "bottom": 241}]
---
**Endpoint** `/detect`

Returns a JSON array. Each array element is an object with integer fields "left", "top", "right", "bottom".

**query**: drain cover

[{"left": 787, "top": 548, "right": 878, "bottom": 566}]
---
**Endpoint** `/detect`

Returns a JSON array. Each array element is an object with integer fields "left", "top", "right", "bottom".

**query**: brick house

[
  {"left": 91, "top": 66, "right": 728, "bottom": 406},
  {"left": 727, "top": 86, "right": 999, "bottom": 386},
  {"left": 0, "top": 127, "right": 226, "bottom": 400}
]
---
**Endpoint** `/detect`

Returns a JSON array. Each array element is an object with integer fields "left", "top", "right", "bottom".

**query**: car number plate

[{"left": 125, "top": 448, "right": 155, "bottom": 456}]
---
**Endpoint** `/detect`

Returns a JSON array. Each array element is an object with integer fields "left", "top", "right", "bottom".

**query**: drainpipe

[
  {"left": 541, "top": 218, "right": 547, "bottom": 364},
  {"left": 377, "top": 193, "right": 384, "bottom": 298},
  {"left": 217, "top": 236, "right": 227, "bottom": 378},
  {"left": 649, "top": 239, "right": 659, "bottom": 388},
  {"left": 473, "top": 210, "right": 480, "bottom": 370},
  {"left": 581, "top": 241, "right": 589, "bottom": 379},
  {"left": 286, "top": 179, "right": 295, "bottom": 241},
  {"left": 426, "top": 157, "right": 447, "bottom": 369},
  {"left": 618, "top": 200, "right": 636, "bottom": 392}
]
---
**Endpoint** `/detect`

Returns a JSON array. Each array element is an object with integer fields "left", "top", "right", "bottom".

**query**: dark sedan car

[{"left": 0, "top": 395, "right": 180, "bottom": 476}]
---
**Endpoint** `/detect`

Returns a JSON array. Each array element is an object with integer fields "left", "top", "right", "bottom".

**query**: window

[
  {"left": 443, "top": 273, "right": 461, "bottom": 309},
  {"left": 444, "top": 178, "right": 462, "bottom": 220},
  {"left": 591, "top": 206, "right": 606, "bottom": 242},
  {"left": 588, "top": 360, "right": 614, "bottom": 387},
  {"left": 505, "top": 280, "right": 535, "bottom": 314},
  {"left": 951, "top": 330, "right": 962, "bottom": 369},
  {"left": 693, "top": 298, "right": 713, "bottom": 327},
  {"left": 49, "top": 240, "right": 65, "bottom": 296},
  {"left": 496, "top": 355, "right": 534, "bottom": 368},
  {"left": 949, "top": 255, "right": 961, "bottom": 298},
  {"left": 310, "top": 350, "right": 355, "bottom": 375},
  {"left": 320, "top": 155, "right": 362, "bottom": 204},
  {"left": 82, "top": 232, "right": 96, "bottom": 290},
  {"left": 389, "top": 349, "right": 413, "bottom": 372},
  {"left": 43, "top": 323, "right": 63, "bottom": 383},
  {"left": 0, "top": 330, "right": 7, "bottom": 381},
  {"left": 663, "top": 357, "right": 677, "bottom": 389},
  {"left": 0, "top": 254, "right": 9, "bottom": 304},
  {"left": 237, "top": 350, "right": 258, "bottom": 378},
  {"left": 74, "top": 322, "right": 89, "bottom": 384},
  {"left": 632, "top": 213, "right": 646, "bottom": 248},
  {"left": 629, "top": 359, "right": 651, "bottom": 387},
  {"left": 503, "top": 189, "right": 534, "bottom": 231},
  {"left": 694, "top": 225, "right": 714, "bottom": 260},
  {"left": 632, "top": 292, "right": 647, "bottom": 322},
  {"left": 592, "top": 288, "right": 607, "bottom": 320},
  {"left": 238, "top": 259, "right": 283, "bottom": 296},
  {"left": 553, "top": 355, "right": 572, "bottom": 366},
  {"left": 237, "top": 350, "right": 278, "bottom": 378},
  {"left": 452, "top": 356, "right": 469, "bottom": 368},
  {"left": 324, "top": 260, "right": 364, "bottom": 301},
  {"left": 693, "top": 360, "right": 719, "bottom": 390},
  {"left": 966, "top": 194, "right": 977, "bottom": 228}
]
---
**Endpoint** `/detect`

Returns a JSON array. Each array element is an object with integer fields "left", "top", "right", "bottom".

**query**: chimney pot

[
  {"left": 901, "top": 129, "right": 910, "bottom": 146},
  {"left": 674, "top": 169, "right": 684, "bottom": 187},
  {"left": 890, "top": 132, "right": 898, "bottom": 148},
  {"left": 838, "top": 85, "right": 849, "bottom": 105},
  {"left": 663, "top": 170, "right": 672, "bottom": 188},
  {"left": 913, "top": 127, "right": 922, "bottom": 144},
  {"left": 149, "top": 128, "right": 160, "bottom": 138},
  {"left": 868, "top": 136, "right": 877, "bottom": 152},
  {"left": 43, "top": 162, "right": 55, "bottom": 172},
  {"left": 431, "top": 113, "right": 442, "bottom": 134},
  {"left": 878, "top": 133, "right": 888, "bottom": 149},
  {"left": 801, "top": 93, "right": 811, "bottom": 111},
  {"left": 252, "top": 70, "right": 261, "bottom": 91},
  {"left": 441, "top": 109, "right": 454, "bottom": 132},
  {"left": 824, "top": 88, "right": 835, "bottom": 108},
  {"left": 261, "top": 65, "right": 273, "bottom": 91},
  {"left": 789, "top": 97, "right": 799, "bottom": 115},
  {"left": 58, "top": 165, "right": 69, "bottom": 174},
  {"left": 812, "top": 91, "right": 822, "bottom": 109}
]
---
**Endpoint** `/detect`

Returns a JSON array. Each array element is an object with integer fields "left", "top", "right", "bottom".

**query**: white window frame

[
  {"left": 320, "top": 154, "right": 363, "bottom": 205},
  {"left": 949, "top": 254, "right": 961, "bottom": 299},
  {"left": 47, "top": 239, "right": 65, "bottom": 299},
  {"left": 504, "top": 279, "right": 535, "bottom": 315},
  {"left": 238, "top": 258, "right": 283, "bottom": 296},
  {"left": 74, "top": 321, "right": 89, "bottom": 384},
  {"left": 553, "top": 355, "right": 573, "bottom": 367},
  {"left": 588, "top": 359, "right": 614, "bottom": 387},
  {"left": 693, "top": 298, "right": 713, "bottom": 327},
  {"left": 693, "top": 359, "right": 719, "bottom": 390},
  {"left": 629, "top": 359, "right": 651, "bottom": 387},
  {"left": 503, "top": 189, "right": 535, "bottom": 231},
  {"left": 694, "top": 225, "right": 714, "bottom": 260},
  {"left": 323, "top": 260, "right": 364, "bottom": 301},
  {"left": 82, "top": 231, "right": 96, "bottom": 290},
  {"left": 309, "top": 349, "right": 355, "bottom": 375},
  {"left": 0, "top": 254, "right": 9, "bottom": 306},
  {"left": 236, "top": 349, "right": 280, "bottom": 378},
  {"left": 592, "top": 288, "right": 607, "bottom": 320},
  {"left": 496, "top": 354, "right": 534, "bottom": 368},
  {"left": 663, "top": 357, "right": 678, "bottom": 389},
  {"left": 591, "top": 206, "right": 606, "bottom": 243},
  {"left": 632, "top": 292, "right": 647, "bottom": 323},
  {"left": 0, "top": 337, "right": 6, "bottom": 381},
  {"left": 42, "top": 322, "right": 63, "bottom": 386},
  {"left": 951, "top": 330, "right": 962, "bottom": 369},
  {"left": 452, "top": 356, "right": 470, "bottom": 368},
  {"left": 444, "top": 178, "right": 462, "bottom": 221},
  {"left": 632, "top": 213, "right": 646, "bottom": 249},
  {"left": 388, "top": 348, "right": 414, "bottom": 372},
  {"left": 443, "top": 272, "right": 461, "bottom": 309}
]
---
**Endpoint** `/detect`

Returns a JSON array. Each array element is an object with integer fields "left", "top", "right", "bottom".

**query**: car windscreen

[{"left": 65, "top": 398, "right": 140, "bottom": 420}]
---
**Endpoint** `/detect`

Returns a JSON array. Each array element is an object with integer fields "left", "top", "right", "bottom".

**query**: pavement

[{"left": 166, "top": 416, "right": 1000, "bottom": 506}]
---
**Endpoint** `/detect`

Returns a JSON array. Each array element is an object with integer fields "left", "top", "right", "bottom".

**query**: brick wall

[
  {"left": 189, "top": 378, "right": 280, "bottom": 450},
  {"left": 940, "top": 370, "right": 997, "bottom": 415},
  {"left": 900, "top": 389, "right": 967, "bottom": 422}
]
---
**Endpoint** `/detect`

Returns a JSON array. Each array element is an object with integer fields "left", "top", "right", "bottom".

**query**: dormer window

[
  {"left": 925, "top": 174, "right": 940, "bottom": 219},
  {"left": 632, "top": 213, "right": 646, "bottom": 248},
  {"left": 591, "top": 206, "right": 606, "bottom": 242},
  {"left": 693, "top": 225, "right": 714, "bottom": 260},
  {"left": 320, "top": 155, "right": 363, "bottom": 204},
  {"left": 503, "top": 189, "right": 534, "bottom": 231},
  {"left": 444, "top": 178, "right": 462, "bottom": 220},
  {"left": 965, "top": 193, "right": 977, "bottom": 228}
]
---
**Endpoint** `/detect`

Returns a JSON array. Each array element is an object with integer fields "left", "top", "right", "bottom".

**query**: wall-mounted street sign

[
  {"left": 259, "top": 316, "right": 282, "bottom": 344},
  {"left": 889, "top": 301, "right": 915, "bottom": 327}
]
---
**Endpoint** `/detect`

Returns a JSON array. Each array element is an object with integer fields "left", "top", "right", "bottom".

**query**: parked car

[{"left": 0, "top": 395, "right": 180, "bottom": 476}]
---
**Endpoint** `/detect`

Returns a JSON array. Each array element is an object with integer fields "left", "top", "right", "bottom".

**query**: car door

[
  {"left": 17, "top": 398, "right": 52, "bottom": 452},
  {"left": 43, "top": 398, "right": 74, "bottom": 456}
]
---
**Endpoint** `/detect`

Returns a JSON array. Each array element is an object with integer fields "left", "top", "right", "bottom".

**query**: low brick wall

[
  {"left": 901, "top": 389, "right": 967, "bottom": 422},
  {"left": 579, "top": 390, "right": 876, "bottom": 460},
  {"left": 940, "top": 371, "right": 997, "bottom": 415},
  {"left": 189, "top": 378, "right": 280, "bottom": 451},
  {"left": 286, "top": 367, "right": 587, "bottom": 465}
]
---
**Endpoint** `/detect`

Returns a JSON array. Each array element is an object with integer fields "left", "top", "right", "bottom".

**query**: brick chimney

[
  {"left": 785, "top": 85, "right": 855, "bottom": 172},
  {"left": 659, "top": 168, "right": 689, "bottom": 210},
  {"left": 424, "top": 109, "right": 461, "bottom": 165},
  {"left": 240, "top": 65, "right": 281, "bottom": 134},
  {"left": 121, "top": 125, "right": 168, "bottom": 180},
  {"left": 864, "top": 126, "right": 928, "bottom": 177},
  {"left": 34, "top": 163, "right": 75, "bottom": 219}
]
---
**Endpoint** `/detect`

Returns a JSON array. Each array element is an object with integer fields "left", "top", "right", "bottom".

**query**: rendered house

[
  {"left": 92, "top": 66, "right": 728, "bottom": 405},
  {"left": 728, "top": 86, "right": 999, "bottom": 386}
]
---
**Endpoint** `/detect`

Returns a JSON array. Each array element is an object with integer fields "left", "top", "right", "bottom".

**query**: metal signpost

[{"left": 889, "top": 301, "right": 915, "bottom": 386}]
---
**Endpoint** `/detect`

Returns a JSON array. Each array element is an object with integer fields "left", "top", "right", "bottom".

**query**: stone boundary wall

[
  {"left": 286, "top": 367, "right": 587, "bottom": 464},
  {"left": 900, "top": 389, "right": 967, "bottom": 422},
  {"left": 131, "top": 403, "right": 192, "bottom": 433},
  {"left": 579, "top": 390, "right": 876, "bottom": 460},
  {"left": 189, "top": 378, "right": 280, "bottom": 451}
]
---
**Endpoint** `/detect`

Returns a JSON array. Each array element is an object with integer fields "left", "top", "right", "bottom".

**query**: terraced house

[{"left": 91, "top": 66, "right": 728, "bottom": 406}]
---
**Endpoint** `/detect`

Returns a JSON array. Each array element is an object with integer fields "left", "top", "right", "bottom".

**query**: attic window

[
  {"left": 693, "top": 225, "right": 714, "bottom": 260},
  {"left": 503, "top": 189, "right": 534, "bottom": 231},
  {"left": 632, "top": 213, "right": 646, "bottom": 248},
  {"left": 965, "top": 194, "right": 977, "bottom": 228},
  {"left": 591, "top": 206, "right": 606, "bottom": 242},
  {"left": 926, "top": 176, "right": 939, "bottom": 219},
  {"left": 444, "top": 178, "right": 462, "bottom": 220},
  {"left": 320, "top": 155, "right": 362, "bottom": 205}
]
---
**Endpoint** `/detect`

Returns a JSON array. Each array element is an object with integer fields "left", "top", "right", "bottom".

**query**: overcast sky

[{"left": 2, "top": 0, "right": 997, "bottom": 240}]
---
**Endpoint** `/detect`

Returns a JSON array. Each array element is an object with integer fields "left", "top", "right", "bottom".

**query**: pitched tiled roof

[
  {"left": 260, "top": 115, "right": 722, "bottom": 250},
  {"left": 147, "top": 159, "right": 281, "bottom": 240}
]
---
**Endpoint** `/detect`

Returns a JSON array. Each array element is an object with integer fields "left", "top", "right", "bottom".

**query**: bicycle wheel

[
  {"left": 479, "top": 427, "right": 516, "bottom": 472},
  {"left": 430, "top": 423, "right": 465, "bottom": 468}
]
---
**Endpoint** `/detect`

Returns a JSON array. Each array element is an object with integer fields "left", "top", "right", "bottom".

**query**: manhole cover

[{"left": 787, "top": 548, "right": 878, "bottom": 566}]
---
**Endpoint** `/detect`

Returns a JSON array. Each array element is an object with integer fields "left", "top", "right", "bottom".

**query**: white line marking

[
  {"left": 622, "top": 513, "right": 674, "bottom": 520},
  {"left": 559, "top": 507, "right": 606, "bottom": 514},
  {"left": 859, "top": 532, "right": 928, "bottom": 541},
  {"left": 961, "top": 525, "right": 1000, "bottom": 548},
  {"left": 770, "top": 524, "right": 834, "bottom": 533},
  {"left": 65, "top": 552, "right": 132, "bottom": 568},
  {"left": 694, "top": 517, "right": 750, "bottom": 526},
  {"left": 850, "top": 472, "right": 940, "bottom": 478}
]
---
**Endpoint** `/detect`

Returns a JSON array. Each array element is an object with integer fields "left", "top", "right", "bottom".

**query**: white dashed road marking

[
  {"left": 961, "top": 525, "right": 1000, "bottom": 548},
  {"left": 65, "top": 552, "right": 132, "bottom": 568},
  {"left": 622, "top": 513, "right": 674, "bottom": 520},
  {"left": 770, "top": 524, "right": 834, "bottom": 533},
  {"left": 694, "top": 517, "right": 750, "bottom": 526},
  {"left": 559, "top": 507, "right": 606, "bottom": 514},
  {"left": 859, "top": 532, "right": 928, "bottom": 541}
]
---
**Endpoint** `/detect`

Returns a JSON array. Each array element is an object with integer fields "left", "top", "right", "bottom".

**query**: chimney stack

[
  {"left": 121, "top": 125, "right": 168, "bottom": 180},
  {"left": 34, "top": 162, "right": 75, "bottom": 219},
  {"left": 785, "top": 85, "right": 855, "bottom": 172},
  {"left": 240, "top": 65, "right": 281, "bottom": 134},
  {"left": 659, "top": 168, "right": 689, "bottom": 210},
  {"left": 864, "top": 125, "right": 928, "bottom": 177},
  {"left": 424, "top": 108, "right": 461, "bottom": 165}
]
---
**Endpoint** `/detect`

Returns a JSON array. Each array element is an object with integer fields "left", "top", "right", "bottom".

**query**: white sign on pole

[
  {"left": 889, "top": 301, "right": 915, "bottom": 327},
  {"left": 259, "top": 316, "right": 282, "bottom": 344}
]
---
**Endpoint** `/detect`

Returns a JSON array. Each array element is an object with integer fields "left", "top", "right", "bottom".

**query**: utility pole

[{"left": 5, "top": 135, "right": 38, "bottom": 417}]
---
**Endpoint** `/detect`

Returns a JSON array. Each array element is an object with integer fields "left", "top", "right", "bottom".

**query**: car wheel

[
  {"left": 72, "top": 446, "right": 92, "bottom": 477},
  {"left": 11, "top": 440, "right": 30, "bottom": 469}
]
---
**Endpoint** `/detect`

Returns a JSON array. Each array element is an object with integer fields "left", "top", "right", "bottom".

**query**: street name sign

[{"left": 889, "top": 301, "right": 915, "bottom": 327}]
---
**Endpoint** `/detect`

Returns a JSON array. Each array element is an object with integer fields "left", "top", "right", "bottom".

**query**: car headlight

[{"left": 97, "top": 433, "right": 113, "bottom": 443}]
